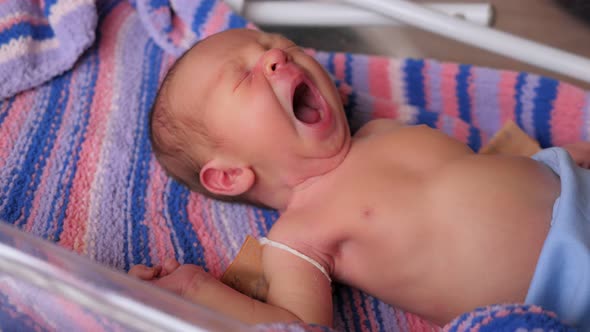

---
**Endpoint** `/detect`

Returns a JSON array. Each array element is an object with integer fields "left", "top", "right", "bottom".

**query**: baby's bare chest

[
  {"left": 289, "top": 136, "right": 458, "bottom": 239},
  {"left": 270, "top": 136, "right": 557, "bottom": 283},
  {"left": 270, "top": 156, "right": 433, "bottom": 267}
]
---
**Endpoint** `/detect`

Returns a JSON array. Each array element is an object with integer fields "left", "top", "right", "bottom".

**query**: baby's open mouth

[{"left": 292, "top": 81, "right": 322, "bottom": 125}]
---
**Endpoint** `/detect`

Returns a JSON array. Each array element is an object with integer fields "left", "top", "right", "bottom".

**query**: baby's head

[{"left": 150, "top": 29, "right": 351, "bottom": 208}]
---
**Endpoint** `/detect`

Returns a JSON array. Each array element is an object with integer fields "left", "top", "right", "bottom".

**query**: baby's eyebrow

[
  {"left": 200, "top": 62, "right": 233, "bottom": 97},
  {"left": 213, "top": 59, "right": 238, "bottom": 82}
]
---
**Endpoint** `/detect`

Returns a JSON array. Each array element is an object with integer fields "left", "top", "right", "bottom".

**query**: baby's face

[{"left": 169, "top": 29, "right": 351, "bottom": 185}]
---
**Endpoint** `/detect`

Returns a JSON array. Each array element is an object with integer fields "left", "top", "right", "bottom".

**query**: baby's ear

[{"left": 200, "top": 160, "right": 255, "bottom": 197}]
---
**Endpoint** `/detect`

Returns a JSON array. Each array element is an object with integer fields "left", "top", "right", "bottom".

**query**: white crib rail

[
  {"left": 227, "top": 0, "right": 590, "bottom": 85},
  {"left": 341, "top": 0, "right": 590, "bottom": 84},
  {"left": 232, "top": 1, "right": 493, "bottom": 27}
]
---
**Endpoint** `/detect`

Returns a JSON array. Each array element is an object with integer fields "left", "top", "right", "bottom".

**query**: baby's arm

[
  {"left": 129, "top": 259, "right": 301, "bottom": 324},
  {"left": 128, "top": 253, "right": 333, "bottom": 326},
  {"left": 262, "top": 242, "right": 333, "bottom": 326}
]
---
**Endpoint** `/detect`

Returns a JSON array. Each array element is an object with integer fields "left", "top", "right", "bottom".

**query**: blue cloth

[{"left": 527, "top": 147, "right": 590, "bottom": 330}]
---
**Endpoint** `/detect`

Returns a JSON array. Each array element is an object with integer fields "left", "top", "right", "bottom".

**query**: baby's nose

[{"left": 262, "top": 48, "right": 291, "bottom": 76}]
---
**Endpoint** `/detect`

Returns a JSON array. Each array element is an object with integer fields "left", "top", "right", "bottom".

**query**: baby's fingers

[
  {"left": 128, "top": 265, "right": 162, "bottom": 280},
  {"left": 563, "top": 142, "right": 590, "bottom": 168},
  {"left": 152, "top": 265, "right": 210, "bottom": 297},
  {"left": 159, "top": 258, "right": 181, "bottom": 277}
]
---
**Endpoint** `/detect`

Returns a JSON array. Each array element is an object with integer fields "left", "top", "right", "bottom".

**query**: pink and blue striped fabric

[
  {"left": 442, "top": 304, "right": 576, "bottom": 332},
  {"left": 0, "top": 0, "right": 587, "bottom": 330}
]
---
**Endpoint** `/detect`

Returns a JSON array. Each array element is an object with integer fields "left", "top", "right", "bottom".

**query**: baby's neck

[
  {"left": 256, "top": 144, "right": 352, "bottom": 212},
  {"left": 247, "top": 181, "right": 294, "bottom": 212},
  {"left": 250, "top": 171, "right": 331, "bottom": 213},
  {"left": 280, "top": 171, "right": 337, "bottom": 213}
]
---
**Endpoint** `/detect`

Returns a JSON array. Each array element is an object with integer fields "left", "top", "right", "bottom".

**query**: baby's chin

[{"left": 300, "top": 118, "right": 351, "bottom": 169}]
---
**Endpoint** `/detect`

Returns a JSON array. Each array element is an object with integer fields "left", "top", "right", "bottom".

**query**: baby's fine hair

[
  {"left": 149, "top": 55, "right": 204, "bottom": 191},
  {"left": 149, "top": 51, "right": 254, "bottom": 205}
]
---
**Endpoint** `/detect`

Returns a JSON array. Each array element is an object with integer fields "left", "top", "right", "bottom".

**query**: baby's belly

[
  {"left": 335, "top": 154, "right": 560, "bottom": 324},
  {"left": 429, "top": 154, "right": 560, "bottom": 247}
]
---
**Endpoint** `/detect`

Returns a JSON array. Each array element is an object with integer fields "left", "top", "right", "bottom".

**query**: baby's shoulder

[
  {"left": 268, "top": 210, "right": 321, "bottom": 239},
  {"left": 268, "top": 207, "right": 345, "bottom": 246},
  {"left": 353, "top": 119, "right": 405, "bottom": 140},
  {"left": 353, "top": 120, "right": 443, "bottom": 145},
  {"left": 266, "top": 212, "right": 341, "bottom": 272}
]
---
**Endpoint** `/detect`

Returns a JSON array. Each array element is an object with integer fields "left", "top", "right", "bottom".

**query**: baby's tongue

[
  {"left": 293, "top": 83, "right": 321, "bottom": 124},
  {"left": 295, "top": 106, "right": 321, "bottom": 124}
]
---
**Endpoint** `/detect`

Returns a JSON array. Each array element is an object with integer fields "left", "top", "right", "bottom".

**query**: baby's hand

[
  {"left": 128, "top": 258, "right": 179, "bottom": 280},
  {"left": 128, "top": 258, "right": 211, "bottom": 297},
  {"left": 563, "top": 142, "right": 590, "bottom": 169}
]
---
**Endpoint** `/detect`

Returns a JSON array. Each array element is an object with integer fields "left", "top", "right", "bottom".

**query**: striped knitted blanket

[
  {"left": 0, "top": 0, "right": 588, "bottom": 330},
  {"left": 0, "top": 0, "right": 97, "bottom": 99}
]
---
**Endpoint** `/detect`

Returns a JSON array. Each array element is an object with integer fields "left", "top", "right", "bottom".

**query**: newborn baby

[{"left": 131, "top": 28, "right": 590, "bottom": 329}]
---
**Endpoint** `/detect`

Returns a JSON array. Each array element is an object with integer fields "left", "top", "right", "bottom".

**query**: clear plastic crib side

[{"left": 0, "top": 220, "right": 250, "bottom": 332}]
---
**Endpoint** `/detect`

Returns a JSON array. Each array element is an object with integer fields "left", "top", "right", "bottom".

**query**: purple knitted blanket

[
  {"left": 0, "top": 0, "right": 97, "bottom": 99},
  {"left": 0, "top": 0, "right": 587, "bottom": 330}
]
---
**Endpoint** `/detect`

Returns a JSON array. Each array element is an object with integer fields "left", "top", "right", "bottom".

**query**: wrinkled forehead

[
  {"left": 166, "top": 29, "right": 280, "bottom": 119},
  {"left": 195, "top": 28, "right": 266, "bottom": 56},
  {"left": 167, "top": 30, "right": 262, "bottom": 105},
  {"left": 180, "top": 28, "right": 290, "bottom": 72}
]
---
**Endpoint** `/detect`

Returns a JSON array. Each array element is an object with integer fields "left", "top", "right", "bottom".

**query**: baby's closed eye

[
  {"left": 228, "top": 61, "right": 250, "bottom": 92},
  {"left": 233, "top": 70, "right": 250, "bottom": 92}
]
